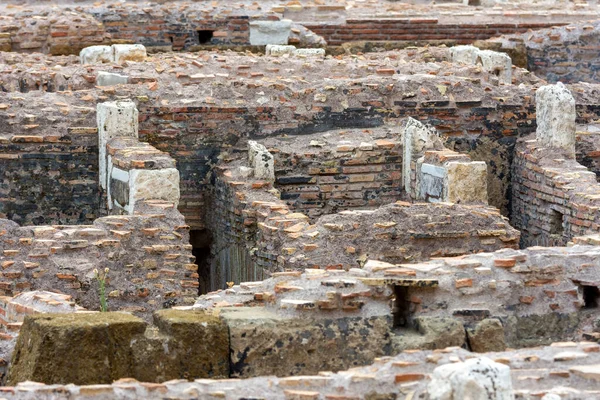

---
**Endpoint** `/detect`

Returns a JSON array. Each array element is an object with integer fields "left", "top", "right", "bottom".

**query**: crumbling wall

[
  {"left": 485, "top": 20, "right": 600, "bottom": 83},
  {"left": 512, "top": 83, "right": 600, "bottom": 247},
  {"left": 0, "top": 201, "right": 195, "bottom": 319}
]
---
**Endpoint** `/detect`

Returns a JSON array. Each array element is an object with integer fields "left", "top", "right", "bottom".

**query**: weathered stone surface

[
  {"left": 222, "top": 308, "right": 392, "bottom": 377},
  {"left": 249, "top": 20, "right": 292, "bottom": 45},
  {"left": 248, "top": 140, "right": 274, "bottom": 180},
  {"left": 80, "top": 45, "right": 112, "bottom": 64},
  {"left": 450, "top": 45, "right": 479, "bottom": 64},
  {"left": 97, "top": 100, "right": 139, "bottom": 190},
  {"left": 402, "top": 117, "right": 441, "bottom": 196},
  {"left": 134, "top": 309, "right": 229, "bottom": 381},
  {"left": 266, "top": 44, "right": 296, "bottom": 56},
  {"left": 7, "top": 313, "right": 147, "bottom": 385},
  {"left": 129, "top": 168, "right": 180, "bottom": 212},
  {"left": 535, "top": 82, "right": 576, "bottom": 157},
  {"left": 96, "top": 71, "right": 129, "bottom": 86},
  {"left": 476, "top": 49, "right": 512, "bottom": 85},
  {"left": 446, "top": 161, "right": 488, "bottom": 204},
  {"left": 467, "top": 318, "right": 506, "bottom": 352},
  {"left": 393, "top": 317, "right": 466, "bottom": 351},
  {"left": 428, "top": 357, "right": 513, "bottom": 400},
  {"left": 503, "top": 313, "right": 580, "bottom": 348},
  {"left": 293, "top": 48, "right": 325, "bottom": 57},
  {"left": 112, "top": 44, "right": 147, "bottom": 64}
]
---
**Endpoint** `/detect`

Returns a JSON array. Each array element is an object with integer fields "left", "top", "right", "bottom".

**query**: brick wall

[
  {"left": 512, "top": 137, "right": 600, "bottom": 247},
  {"left": 305, "top": 19, "right": 564, "bottom": 47},
  {"left": 0, "top": 201, "right": 195, "bottom": 319},
  {"left": 485, "top": 20, "right": 600, "bottom": 84}
]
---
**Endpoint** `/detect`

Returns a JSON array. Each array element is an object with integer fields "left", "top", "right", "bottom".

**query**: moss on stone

[{"left": 7, "top": 312, "right": 146, "bottom": 385}]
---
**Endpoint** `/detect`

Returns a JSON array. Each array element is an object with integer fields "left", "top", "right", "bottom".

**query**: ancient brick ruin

[{"left": 3, "top": 0, "right": 600, "bottom": 398}]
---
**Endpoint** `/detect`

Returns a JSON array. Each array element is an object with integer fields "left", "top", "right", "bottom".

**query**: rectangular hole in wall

[
  {"left": 550, "top": 209, "right": 564, "bottom": 236},
  {"left": 190, "top": 229, "right": 213, "bottom": 295},
  {"left": 393, "top": 285, "right": 411, "bottom": 328},
  {"left": 197, "top": 30, "right": 214, "bottom": 45},
  {"left": 583, "top": 285, "right": 600, "bottom": 309}
]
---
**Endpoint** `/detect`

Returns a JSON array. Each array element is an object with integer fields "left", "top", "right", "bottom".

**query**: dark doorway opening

[
  {"left": 197, "top": 30, "right": 214, "bottom": 45},
  {"left": 393, "top": 286, "right": 411, "bottom": 327},
  {"left": 190, "top": 229, "right": 213, "bottom": 295},
  {"left": 583, "top": 285, "right": 600, "bottom": 309},
  {"left": 550, "top": 209, "right": 564, "bottom": 236}
]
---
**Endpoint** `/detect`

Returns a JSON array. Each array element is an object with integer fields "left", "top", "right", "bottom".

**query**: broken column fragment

[
  {"left": 97, "top": 99, "right": 139, "bottom": 191},
  {"left": 535, "top": 81, "right": 576, "bottom": 158},
  {"left": 248, "top": 140, "right": 275, "bottom": 181},
  {"left": 402, "top": 117, "right": 442, "bottom": 199},
  {"left": 80, "top": 45, "right": 112, "bottom": 64}
]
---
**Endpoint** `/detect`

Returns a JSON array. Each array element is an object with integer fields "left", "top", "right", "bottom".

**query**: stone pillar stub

[
  {"left": 97, "top": 100, "right": 139, "bottom": 190},
  {"left": 248, "top": 140, "right": 275, "bottom": 181},
  {"left": 535, "top": 82, "right": 576, "bottom": 158},
  {"left": 402, "top": 117, "right": 440, "bottom": 197}
]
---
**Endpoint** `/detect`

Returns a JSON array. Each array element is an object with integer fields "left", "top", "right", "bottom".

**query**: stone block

[
  {"left": 466, "top": 318, "right": 506, "bottom": 352},
  {"left": 129, "top": 168, "right": 180, "bottom": 212},
  {"left": 112, "top": 44, "right": 147, "bottom": 64},
  {"left": 7, "top": 313, "right": 146, "bottom": 385},
  {"left": 135, "top": 309, "right": 229, "bottom": 381},
  {"left": 450, "top": 45, "right": 479, "bottom": 64},
  {"left": 96, "top": 71, "right": 129, "bottom": 86},
  {"left": 476, "top": 49, "right": 512, "bottom": 85},
  {"left": 221, "top": 307, "right": 392, "bottom": 377},
  {"left": 392, "top": 317, "right": 466, "bottom": 352},
  {"left": 293, "top": 48, "right": 326, "bottom": 57},
  {"left": 80, "top": 45, "right": 112, "bottom": 64},
  {"left": 428, "top": 357, "right": 513, "bottom": 400},
  {"left": 446, "top": 161, "right": 488, "bottom": 204},
  {"left": 266, "top": 44, "right": 296, "bottom": 56},
  {"left": 249, "top": 20, "right": 292, "bottom": 45},
  {"left": 97, "top": 100, "right": 139, "bottom": 190},
  {"left": 418, "top": 163, "right": 446, "bottom": 202},
  {"left": 248, "top": 140, "right": 275, "bottom": 181},
  {"left": 535, "top": 82, "right": 576, "bottom": 157}
]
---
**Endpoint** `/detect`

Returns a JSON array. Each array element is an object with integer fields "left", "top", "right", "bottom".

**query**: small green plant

[{"left": 94, "top": 268, "right": 110, "bottom": 312}]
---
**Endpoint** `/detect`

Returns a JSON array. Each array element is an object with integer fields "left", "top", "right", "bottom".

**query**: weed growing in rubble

[{"left": 94, "top": 268, "right": 110, "bottom": 312}]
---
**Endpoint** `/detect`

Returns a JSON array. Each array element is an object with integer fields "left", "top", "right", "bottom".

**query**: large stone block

[
  {"left": 535, "top": 82, "right": 576, "bottom": 157},
  {"left": 467, "top": 318, "right": 506, "bottom": 353},
  {"left": 97, "top": 100, "right": 139, "bottom": 190},
  {"left": 80, "top": 45, "right": 112, "bottom": 64},
  {"left": 112, "top": 44, "right": 147, "bottom": 64},
  {"left": 249, "top": 20, "right": 292, "bottom": 45},
  {"left": 132, "top": 309, "right": 229, "bottom": 381},
  {"left": 7, "top": 313, "right": 147, "bottom": 385},
  {"left": 128, "top": 168, "right": 180, "bottom": 212},
  {"left": 221, "top": 308, "right": 392, "bottom": 377},
  {"left": 446, "top": 161, "right": 488, "bottom": 204}
]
